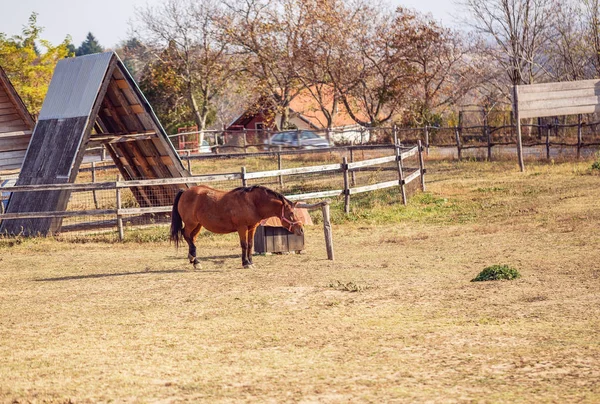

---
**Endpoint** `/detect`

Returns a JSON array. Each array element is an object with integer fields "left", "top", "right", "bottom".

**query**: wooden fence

[
  {"left": 162, "top": 121, "right": 600, "bottom": 163},
  {"left": 0, "top": 144, "right": 425, "bottom": 254}
]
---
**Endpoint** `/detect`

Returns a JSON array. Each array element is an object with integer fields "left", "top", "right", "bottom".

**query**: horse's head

[{"left": 281, "top": 201, "right": 304, "bottom": 236}]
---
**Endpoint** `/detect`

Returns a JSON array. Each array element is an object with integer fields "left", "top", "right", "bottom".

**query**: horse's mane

[{"left": 233, "top": 185, "right": 293, "bottom": 205}]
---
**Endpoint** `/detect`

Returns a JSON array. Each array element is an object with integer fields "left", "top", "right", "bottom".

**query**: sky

[{"left": 0, "top": 0, "right": 461, "bottom": 49}]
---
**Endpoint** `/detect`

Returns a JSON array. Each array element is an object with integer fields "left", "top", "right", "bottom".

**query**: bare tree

[
  {"left": 134, "top": 0, "right": 237, "bottom": 141},
  {"left": 461, "top": 0, "right": 557, "bottom": 86},
  {"left": 222, "top": 0, "right": 310, "bottom": 130},
  {"left": 582, "top": 0, "right": 600, "bottom": 76}
]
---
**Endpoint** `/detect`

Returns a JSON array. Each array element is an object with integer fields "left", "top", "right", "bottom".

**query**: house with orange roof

[{"left": 227, "top": 86, "right": 371, "bottom": 144}]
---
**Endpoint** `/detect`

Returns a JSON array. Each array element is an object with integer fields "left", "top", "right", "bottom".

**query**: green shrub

[{"left": 471, "top": 264, "right": 521, "bottom": 282}]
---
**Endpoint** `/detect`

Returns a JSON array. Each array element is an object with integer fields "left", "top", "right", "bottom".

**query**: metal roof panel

[{"left": 38, "top": 52, "right": 114, "bottom": 120}]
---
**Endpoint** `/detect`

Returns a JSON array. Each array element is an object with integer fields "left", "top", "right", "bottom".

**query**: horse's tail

[{"left": 170, "top": 189, "right": 185, "bottom": 248}]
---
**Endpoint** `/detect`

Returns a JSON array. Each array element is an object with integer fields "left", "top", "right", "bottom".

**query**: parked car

[{"left": 265, "top": 131, "right": 330, "bottom": 149}]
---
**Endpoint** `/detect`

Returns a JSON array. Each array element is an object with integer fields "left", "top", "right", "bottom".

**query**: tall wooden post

[
  {"left": 116, "top": 174, "right": 124, "bottom": 241},
  {"left": 484, "top": 109, "right": 492, "bottom": 161},
  {"left": 322, "top": 202, "right": 334, "bottom": 260},
  {"left": 512, "top": 85, "right": 526, "bottom": 172},
  {"left": 342, "top": 156, "right": 350, "bottom": 214},
  {"left": 418, "top": 140, "right": 426, "bottom": 192},
  {"left": 396, "top": 144, "right": 407, "bottom": 205},
  {"left": 349, "top": 148, "right": 356, "bottom": 187},
  {"left": 241, "top": 166, "right": 247, "bottom": 187},
  {"left": 454, "top": 126, "right": 462, "bottom": 160},
  {"left": 91, "top": 162, "right": 99, "bottom": 209},
  {"left": 577, "top": 114, "right": 583, "bottom": 159},
  {"left": 277, "top": 153, "right": 284, "bottom": 188},
  {"left": 423, "top": 125, "right": 430, "bottom": 155},
  {"left": 186, "top": 151, "right": 192, "bottom": 173}
]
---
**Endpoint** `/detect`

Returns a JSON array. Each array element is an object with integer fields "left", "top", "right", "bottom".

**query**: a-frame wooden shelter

[
  {"left": 1, "top": 52, "right": 189, "bottom": 236},
  {"left": 0, "top": 66, "right": 36, "bottom": 172}
]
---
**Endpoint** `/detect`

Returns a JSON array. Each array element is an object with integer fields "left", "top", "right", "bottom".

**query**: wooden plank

[
  {"left": 0, "top": 105, "right": 18, "bottom": 114},
  {"left": 0, "top": 158, "right": 24, "bottom": 170},
  {"left": 0, "top": 130, "right": 32, "bottom": 139},
  {"left": 517, "top": 79, "right": 600, "bottom": 94},
  {"left": 346, "top": 155, "right": 396, "bottom": 170},
  {"left": 6, "top": 181, "right": 117, "bottom": 193},
  {"left": 519, "top": 104, "right": 600, "bottom": 119},
  {"left": 400, "top": 147, "right": 418, "bottom": 160},
  {"left": 0, "top": 137, "right": 30, "bottom": 152},
  {"left": 130, "top": 104, "right": 144, "bottom": 114},
  {"left": 0, "top": 150, "right": 26, "bottom": 160},
  {"left": 0, "top": 122, "right": 28, "bottom": 133},
  {"left": 0, "top": 208, "right": 117, "bottom": 220},
  {"left": 520, "top": 96, "right": 600, "bottom": 112},
  {"left": 115, "top": 79, "right": 128, "bottom": 89},
  {"left": 286, "top": 189, "right": 342, "bottom": 201},
  {"left": 253, "top": 225, "right": 266, "bottom": 253},
  {"left": 0, "top": 114, "right": 22, "bottom": 124},
  {"left": 349, "top": 180, "right": 398, "bottom": 195},
  {"left": 116, "top": 173, "right": 239, "bottom": 187},
  {"left": 518, "top": 87, "right": 600, "bottom": 103},
  {"left": 118, "top": 206, "right": 171, "bottom": 215},
  {"left": 245, "top": 163, "right": 342, "bottom": 180},
  {"left": 403, "top": 169, "right": 421, "bottom": 185}
]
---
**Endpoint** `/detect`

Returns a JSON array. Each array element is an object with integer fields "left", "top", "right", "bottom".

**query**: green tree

[
  {"left": 0, "top": 12, "right": 73, "bottom": 115},
  {"left": 76, "top": 32, "right": 104, "bottom": 56}
]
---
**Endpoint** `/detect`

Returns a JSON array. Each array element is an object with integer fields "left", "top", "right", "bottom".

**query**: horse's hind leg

[{"left": 184, "top": 224, "right": 203, "bottom": 269}]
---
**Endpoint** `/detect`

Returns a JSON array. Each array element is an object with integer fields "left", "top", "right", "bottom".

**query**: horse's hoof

[
  {"left": 243, "top": 264, "right": 255, "bottom": 269},
  {"left": 193, "top": 262, "right": 202, "bottom": 270}
]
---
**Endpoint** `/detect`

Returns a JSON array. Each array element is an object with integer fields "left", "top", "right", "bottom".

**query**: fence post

[
  {"left": 393, "top": 124, "right": 398, "bottom": 146},
  {"left": 396, "top": 143, "right": 407, "bottom": 205},
  {"left": 322, "top": 201, "right": 334, "bottom": 260},
  {"left": 423, "top": 125, "right": 430, "bottom": 155},
  {"left": 418, "top": 140, "right": 426, "bottom": 192},
  {"left": 577, "top": 114, "right": 583, "bottom": 159},
  {"left": 546, "top": 120, "right": 553, "bottom": 160},
  {"left": 277, "top": 153, "right": 284, "bottom": 188},
  {"left": 296, "top": 128, "right": 301, "bottom": 148},
  {"left": 484, "top": 111, "right": 492, "bottom": 161},
  {"left": 454, "top": 126, "right": 462, "bottom": 160},
  {"left": 349, "top": 148, "right": 356, "bottom": 186},
  {"left": 116, "top": 174, "right": 124, "bottom": 241},
  {"left": 91, "top": 162, "right": 99, "bottom": 209},
  {"left": 186, "top": 151, "right": 192, "bottom": 173},
  {"left": 241, "top": 166, "right": 247, "bottom": 187},
  {"left": 342, "top": 156, "right": 350, "bottom": 214}
]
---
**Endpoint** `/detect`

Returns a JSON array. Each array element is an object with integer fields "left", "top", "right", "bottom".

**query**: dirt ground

[{"left": 1, "top": 160, "right": 599, "bottom": 403}]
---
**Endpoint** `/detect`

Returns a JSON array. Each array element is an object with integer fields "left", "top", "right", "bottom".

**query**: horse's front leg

[
  {"left": 237, "top": 227, "right": 253, "bottom": 269},
  {"left": 247, "top": 224, "right": 259, "bottom": 266}
]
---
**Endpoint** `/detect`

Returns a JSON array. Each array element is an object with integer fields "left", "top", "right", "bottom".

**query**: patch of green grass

[{"left": 471, "top": 264, "right": 521, "bottom": 282}]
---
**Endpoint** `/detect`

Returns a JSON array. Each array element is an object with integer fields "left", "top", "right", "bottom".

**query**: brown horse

[{"left": 170, "top": 185, "right": 304, "bottom": 269}]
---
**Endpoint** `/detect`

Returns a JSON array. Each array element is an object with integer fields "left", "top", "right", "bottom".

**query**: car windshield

[{"left": 271, "top": 133, "right": 284, "bottom": 142}]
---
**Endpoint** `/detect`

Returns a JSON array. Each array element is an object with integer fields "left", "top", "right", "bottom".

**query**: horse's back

[{"left": 178, "top": 186, "right": 253, "bottom": 233}]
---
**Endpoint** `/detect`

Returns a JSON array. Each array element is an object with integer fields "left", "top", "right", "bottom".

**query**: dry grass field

[{"left": 1, "top": 158, "right": 600, "bottom": 403}]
